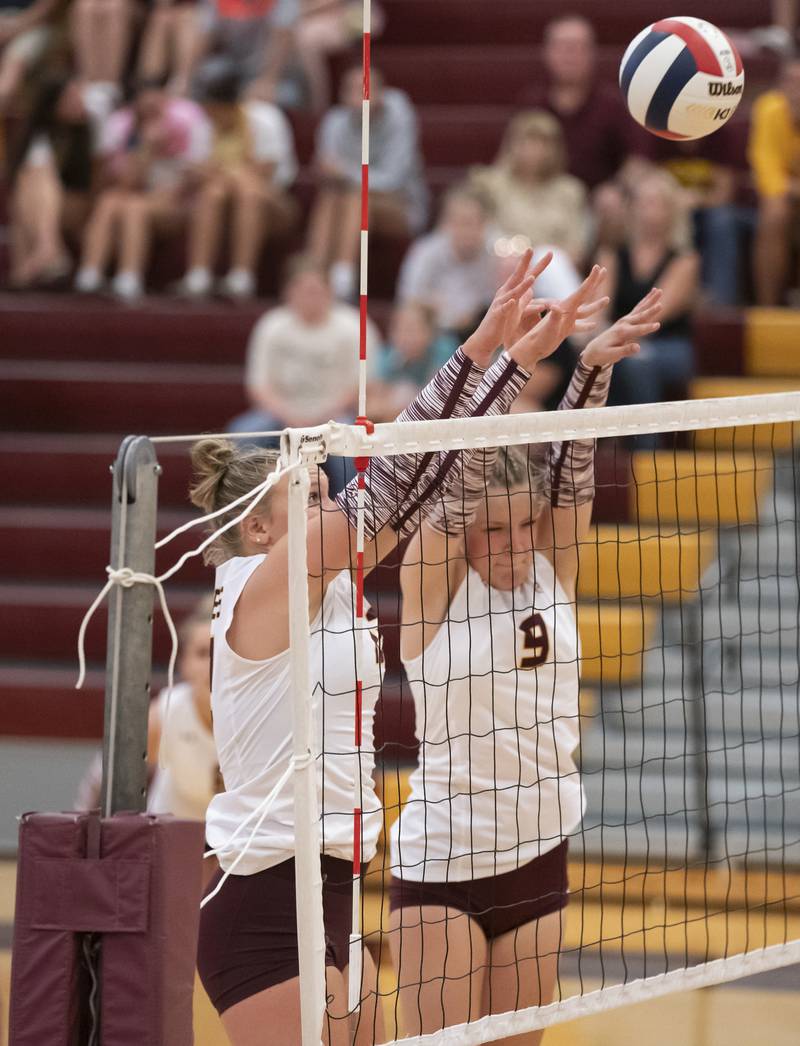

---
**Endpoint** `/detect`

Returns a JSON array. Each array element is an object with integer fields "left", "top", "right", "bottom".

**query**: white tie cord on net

[
  {"left": 75, "top": 566, "right": 179, "bottom": 770},
  {"left": 75, "top": 459, "right": 295, "bottom": 769}
]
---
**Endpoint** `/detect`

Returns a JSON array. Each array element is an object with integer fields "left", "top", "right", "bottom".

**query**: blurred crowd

[{"left": 1, "top": 2, "right": 800, "bottom": 423}]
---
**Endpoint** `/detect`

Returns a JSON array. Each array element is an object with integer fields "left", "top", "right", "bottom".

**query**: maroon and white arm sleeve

[
  {"left": 548, "top": 356, "right": 613, "bottom": 508},
  {"left": 336, "top": 351, "right": 531, "bottom": 539}
]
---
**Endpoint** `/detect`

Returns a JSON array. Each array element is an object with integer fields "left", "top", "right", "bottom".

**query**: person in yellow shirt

[{"left": 748, "top": 58, "right": 800, "bottom": 304}]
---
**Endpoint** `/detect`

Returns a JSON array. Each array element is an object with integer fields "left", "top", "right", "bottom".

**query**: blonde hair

[
  {"left": 498, "top": 110, "right": 566, "bottom": 179},
  {"left": 631, "top": 169, "right": 693, "bottom": 252},
  {"left": 190, "top": 438, "right": 280, "bottom": 565},
  {"left": 488, "top": 444, "right": 549, "bottom": 511}
]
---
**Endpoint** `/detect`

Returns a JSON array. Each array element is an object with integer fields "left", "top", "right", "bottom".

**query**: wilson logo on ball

[
  {"left": 709, "top": 82, "right": 743, "bottom": 96},
  {"left": 619, "top": 15, "right": 744, "bottom": 141}
]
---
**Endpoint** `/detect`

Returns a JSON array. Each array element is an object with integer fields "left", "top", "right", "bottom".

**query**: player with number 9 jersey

[{"left": 388, "top": 284, "right": 664, "bottom": 1041}]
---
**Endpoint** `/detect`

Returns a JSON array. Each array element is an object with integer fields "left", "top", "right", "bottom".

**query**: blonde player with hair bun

[
  {"left": 389, "top": 285, "right": 664, "bottom": 1044},
  {"left": 192, "top": 253, "right": 610, "bottom": 1045}
]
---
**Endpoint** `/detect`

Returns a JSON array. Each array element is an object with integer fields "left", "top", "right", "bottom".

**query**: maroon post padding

[{"left": 9, "top": 812, "right": 205, "bottom": 1046}]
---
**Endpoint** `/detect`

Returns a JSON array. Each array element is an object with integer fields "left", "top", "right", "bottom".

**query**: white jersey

[
  {"left": 205, "top": 556, "right": 383, "bottom": 875},
  {"left": 147, "top": 682, "right": 218, "bottom": 821},
  {"left": 391, "top": 552, "right": 583, "bottom": 882}
]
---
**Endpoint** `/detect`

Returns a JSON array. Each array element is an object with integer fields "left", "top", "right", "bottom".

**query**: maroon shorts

[
  {"left": 197, "top": 855, "right": 357, "bottom": 1015},
  {"left": 389, "top": 841, "right": 569, "bottom": 939}
]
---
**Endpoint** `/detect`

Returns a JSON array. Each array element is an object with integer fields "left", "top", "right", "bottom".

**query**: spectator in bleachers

[
  {"left": 229, "top": 254, "right": 379, "bottom": 439},
  {"left": 367, "top": 302, "right": 458, "bottom": 421},
  {"left": 307, "top": 64, "right": 428, "bottom": 301},
  {"left": 470, "top": 110, "right": 589, "bottom": 267},
  {"left": 191, "top": 0, "right": 298, "bottom": 104},
  {"left": 73, "top": 82, "right": 211, "bottom": 300},
  {"left": 597, "top": 170, "right": 699, "bottom": 409},
  {"left": 520, "top": 14, "right": 647, "bottom": 191},
  {"left": 396, "top": 184, "right": 497, "bottom": 340},
  {"left": 174, "top": 72, "right": 297, "bottom": 300},
  {"left": 7, "top": 75, "right": 110, "bottom": 287},
  {"left": 137, "top": 0, "right": 201, "bottom": 96},
  {"left": 76, "top": 596, "right": 219, "bottom": 826},
  {"left": 295, "top": 0, "right": 381, "bottom": 112},
  {"left": 0, "top": 0, "right": 61, "bottom": 111},
  {"left": 70, "top": 0, "right": 134, "bottom": 101},
  {"left": 645, "top": 124, "right": 750, "bottom": 306},
  {"left": 749, "top": 57, "right": 800, "bottom": 305}
]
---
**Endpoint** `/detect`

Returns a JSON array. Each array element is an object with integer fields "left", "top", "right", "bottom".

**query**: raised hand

[
  {"left": 581, "top": 287, "right": 663, "bottom": 368},
  {"left": 462, "top": 249, "right": 551, "bottom": 367}
]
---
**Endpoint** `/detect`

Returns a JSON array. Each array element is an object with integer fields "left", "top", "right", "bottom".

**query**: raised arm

[
  {"left": 535, "top": 288, "right": 663, "bottom": 596},
  {"left": 401, "top": 267, "right": 611, "bottom": 660}
]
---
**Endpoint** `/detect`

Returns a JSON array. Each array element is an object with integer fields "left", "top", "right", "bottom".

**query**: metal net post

[
  {"left": 102, "top": 435, "right": 161, "bottom": 816},
  {"left": 283, "top": 432, "right": 327, "bottom": 1046}
]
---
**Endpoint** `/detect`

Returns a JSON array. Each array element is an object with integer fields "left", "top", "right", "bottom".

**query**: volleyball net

[
  {"left": 299, "top": 391, "right": 800, "bottom": 1045},
  {"left": 78, "top": 389, "right": 800, "bottom": 1046}
]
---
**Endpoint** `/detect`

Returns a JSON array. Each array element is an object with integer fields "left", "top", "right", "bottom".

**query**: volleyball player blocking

[
  {"left": 190, "top": 253, "right": 620, "bottom": 1046},
  {"left": 389, "top": 285, "right": 663, "bottom": 1043}
]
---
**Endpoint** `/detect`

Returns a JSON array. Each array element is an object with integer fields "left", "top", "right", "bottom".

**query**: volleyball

[{"left": 619, "top": 16, "right": 744, "bottom": 140}]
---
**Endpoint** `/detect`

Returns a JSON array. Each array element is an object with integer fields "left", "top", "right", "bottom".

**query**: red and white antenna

[{"left": 349, "top": 0, "right": 372, "bottom": 1015}]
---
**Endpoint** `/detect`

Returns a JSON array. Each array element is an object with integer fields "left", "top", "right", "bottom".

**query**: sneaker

[
  {"left": 110, "top": 271, "right": 144, "bottom": 302},
  {"left": 218, "top": 269, "right": 256, "bottom": 300},
  {"left": 172, "top": 268, "right": 213, "bottom": 299},
  {"left": 74, "top": 267, "right": 104, "bottom": 294}
]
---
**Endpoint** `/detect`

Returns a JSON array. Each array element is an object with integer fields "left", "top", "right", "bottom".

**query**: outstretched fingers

[{"left": 497, "top": 248, "right": 534, "bottom": 296}]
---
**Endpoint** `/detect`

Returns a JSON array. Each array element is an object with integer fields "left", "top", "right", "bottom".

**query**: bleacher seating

[{"left": 1, "top": 0, "right": 798, "bottom": 768}]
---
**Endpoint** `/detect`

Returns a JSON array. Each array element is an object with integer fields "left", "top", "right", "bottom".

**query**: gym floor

[{"left": 1, "top": 860, "right": 798, "bottom": 1046}]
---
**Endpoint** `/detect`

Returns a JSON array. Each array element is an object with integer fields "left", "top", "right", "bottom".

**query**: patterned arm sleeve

[
  {"left": 548, "top": 357, "right": 613, "bottom": 508},
  {"left": 337, "top": 351, "right": 532, "bottom": 539}
]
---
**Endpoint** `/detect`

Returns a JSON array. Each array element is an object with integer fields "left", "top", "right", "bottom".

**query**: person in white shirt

[
  {"left": 175, "top": 72, "right": 298, "bottom": 300},
  {"left": 193, "top": 253, "right": 609, "bottom": 1044},
  {"left": 398, "top": 184, "right": 583, "bottom": 341},
  {"left": 74, "top": 596, "right": 218, "bottom": 825},
  {"left": 230, "top": 254, "right": 378, "bottom": 420},
  {"left": 146, "top": 597, "right": 218, "bottom": 822},
  {"left": 389, "top": 286, "right": 664, "bottom": 1044}
]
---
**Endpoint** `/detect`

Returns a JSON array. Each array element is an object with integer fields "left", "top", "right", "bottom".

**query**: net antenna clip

[{"left": 354, "top": 416, "right": 375, "bottom": 473}]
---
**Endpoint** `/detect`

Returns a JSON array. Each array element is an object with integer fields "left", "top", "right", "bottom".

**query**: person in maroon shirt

[{"left": 519, "top": 14, "right": 649, "bottom": 190}]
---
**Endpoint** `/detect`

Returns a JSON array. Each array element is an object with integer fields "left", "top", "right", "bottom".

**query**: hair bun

[{"left": 190, "top": 437, "right": 237, "bottom": 513}]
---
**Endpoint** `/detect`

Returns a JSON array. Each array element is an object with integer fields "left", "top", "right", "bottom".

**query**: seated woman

[
  {"left": 596, "top": 169, "right": 700, "bottom": 410},
  {"left": 470, "top": 109, "right": 590, "bottom": 269},
  {"left": 174, "top": 72, "right": 298, "bottom": 300}
]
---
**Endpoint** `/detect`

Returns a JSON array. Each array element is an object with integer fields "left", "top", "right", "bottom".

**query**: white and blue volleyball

[{"left": 620, "top": 16, "right": 744, "bottom": 140}]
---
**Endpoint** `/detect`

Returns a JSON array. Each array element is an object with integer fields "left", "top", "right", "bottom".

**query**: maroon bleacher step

[
  {"left": 0, "top": 295, "right": 260, "bottom": 364},
  {"left": 0, "top": 583, "right": 206, "bottom": 664},
  {"left": 378, "top": 0, "right": 764, "bottom": 47},
  {"left": 0, "top": 664, "right": 104, "bottom": 739},
  {"left": 0, "top": 360, "right": 247, "bottom": 434},
  {"left": 0, "top": 434, "right": 194, "bottom": 508},
  {"left": 371, "top": 45, "right": 775, "bottom": 108},
  {"left": 0, "top": 506, "right": 210, "bottom": 584}
]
